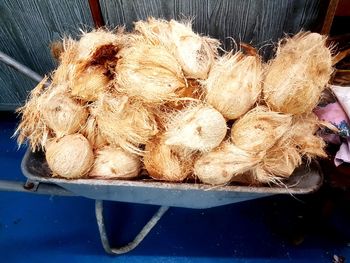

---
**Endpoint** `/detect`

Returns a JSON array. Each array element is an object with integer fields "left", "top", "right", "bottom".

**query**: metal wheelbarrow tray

[
  {"left": 20, "top": 148, "right": 324, "bottom": 255},
  {"left": 21, "top": 149, "right": 323, "bottom": 209}
]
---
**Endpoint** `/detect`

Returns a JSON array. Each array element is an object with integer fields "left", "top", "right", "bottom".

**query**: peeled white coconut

[
  {"left": 204, "top": 52, "right": 262, "bottom": 120},
  {"left": 167, "top": 20, "right": 219, "bottom": 79},
  {"left": 231, "top": 106, "right": 292, "bottom": 153},
  {"left": 115, "top": 42, "right": 186, "bottom": 103},
  {"left": 164, "top": 104, "right": 227, "bottom": 152},
  {"left": 90, "top": 146, "right": 141, "bottom": 179},
  {"left": 134, "top": 18, "right": 219, "bottom": 79},
  {"left": 41, "top": 90, "right": 89, "bottom": 138},
  {"left": 194, "top": 142, "right": 261, "bottom": 185},
  {"left": 143, "top": 135, "right": 193, "bottom": 182},
  {"left": 45, "top": 134, "right": 94, "bottom": 179}
]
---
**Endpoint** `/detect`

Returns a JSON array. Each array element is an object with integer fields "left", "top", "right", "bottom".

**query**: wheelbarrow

[
  {"left": 0, "top": 50, "right": 323, "bottom": 255},
  {"left": 18, "top": 148, "right": 323, "bottom": 255}
]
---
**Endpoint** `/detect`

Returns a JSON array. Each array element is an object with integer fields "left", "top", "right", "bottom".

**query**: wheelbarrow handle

[
  {"left": 0, "top": 50, "right": 43, "bottom": 83},
  {"left": 95, "top": 200, "right": 169, "bottom": 255}
]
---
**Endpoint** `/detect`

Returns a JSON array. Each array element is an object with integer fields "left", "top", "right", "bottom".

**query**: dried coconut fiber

[
  {"left": 76, "top": 29, "right": 122, "bottom": 62},
  {"left": 204, "top": 52, "right": 263, "bottom": 120},
  {"left": 250, "top": 113, "right": 326, "bottom": 184},
  {"left": 143, "top": 135, "right": 193, "bottom": 182},
  {"left": 53, "top": 29, "right": 124, "bottom": 101},
  {"left": 134, "top": 18, "right": 219, "bottom": 79},
  {"left": 90, "top": 146, "right": 141, "bottom": 179},
  {"left": 263, "top": 32, "right": 333, "bottom": 114},
  {"left": 164, "top": 104, "right": 227, "bottom": 152},
  {"left": 46, "top": 134, "right": 94, "bottom": 179},
  {"left": 286, "top": 113, "right": 327, "bottom": 160},
  {"left": 81, "top": 115, "right": 108, "bottom": 150},
  {"left": 15, "top": 78, "right": 88, "bottom": 151},
  {"left": 70, "top": 65, "right": 111, "bottom": 101},
  {"left": 251, "top": 137, "right": 302, "bottom": 184},
  {"left": 92, "top": 94, "right": 158, "bottom": 155},
  {"left": 51, "top": 37, "right": 79, "bottom": 84},
  {"left": 194, "top": 142, "right": 261, "bottom": 185},
  {"left": 40, "top": 85, "right": 89, "bottom": 138},
  {"left": 231, "top": 106, "right": 292, "bottom": 153},
  {"left": 14, "top": 78, "right": 51, "bottom": 152},
  {"left": 115, "top": 41, "right": 187, "bottom": 103}
]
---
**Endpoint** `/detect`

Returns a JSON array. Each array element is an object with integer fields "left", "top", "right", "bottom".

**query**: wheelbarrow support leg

[{"left": 95, "top": 200, "right": 169, "bottom": 255}]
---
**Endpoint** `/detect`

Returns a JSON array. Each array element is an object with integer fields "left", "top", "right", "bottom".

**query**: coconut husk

[
  {"left": 52, "top": 29, "right": 124, "bottom": 101},
  {"left": 51, "top": 37, "right": 78, "bottom": 85},
  {"left": 231, "top": 106, "right": 292, "bottom": 153},
  {"left": 81, "top": 115, "right": 108, "bottom": 150},
  {"left": 250, "top": 113, "right": 326, "bottom": 184},
  {"left": 40, "top": 86, "right": 89, "bottom": 138},
  {"left": 46, "top": 134, "right": 94, "bottom": 179},
  {"left": 92, "top": 94, "right": 158, "bottom": 155},
  {"left": 115, "top": 41, "right": 187, "bottom": 103},
  {"left": 143, "top": 135, "right": 194, "bottom": 182},
  {"left": 14, "top": 78, "right": 51, "bottom": 151},
  {"left": 263, "top": 32, "right": 333, "bottom": 114},
  {"left": 251, "top": 137, "right": 302, "bottom": 184},
  {"left": 287, "top": 113, "right": 327, "bottom": 160},
  {"left": 76, "top": 29, "right": 123, "bottom": 62},
  {"left": 90, "top": 146, "right": 141, "bottom": 179},
  {"left": 166, "top": 78, "right": 204, "bottom": 110},
  {"left": 204, "top": 51, "right": 263, "bottom": 120},
  {"left": 194, "top": 142, "right": 261, "bottom": 185},
  {"left": 50, "top": 40, "right": 64, "bottom": 61},
  {"left": 164, "top": 103, "right": 227, "bottom": 152},
  {"left": 135, "top": 18, "right": 219, "bottom": 79},
  {"left": 70, "top": 65, "right": 111, "bottom": 101}
]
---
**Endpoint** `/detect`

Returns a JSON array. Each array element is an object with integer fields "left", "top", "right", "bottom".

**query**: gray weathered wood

[
  {"left": 1, "top": 0, "right": 327, "bottom": 110},
  {"left": 0, "top": 0, "right": 94, "bottom": 110},
  {"left": 101, "top": 0, "right": 325, "bottom": 54}
]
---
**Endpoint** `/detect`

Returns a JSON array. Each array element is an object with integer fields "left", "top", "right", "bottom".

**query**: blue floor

[{"left": 1, "top": 112, "right": 349, "bottom": 263}]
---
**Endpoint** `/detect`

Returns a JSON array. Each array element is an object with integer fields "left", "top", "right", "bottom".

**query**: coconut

[
  {"left": 81, "top": 115, "right": 107, "bottom": 149},
  {"left": 167, "top": 20, "right": 219, "bottom": 79},
  {"left": 231, "top": 106, "right": 292, "bottom": 153},
  {"left": 51, "top": 38, "right": 79, "bottom": 85},
  {"left": 251, "top": 137, "right": 302, "bottom": 184},
  {"left": 250, "top": 113, "right": 326, "bottom": 184},
  {"left": 164, "top": 104, "right": 227, "bottom": 152},
  {"left": 204, "top": 52, "right": 263, "bottom": 119},
  {"left": 135, "top": 18, "right": 219, "bottom": 79},
  {"left": 134, "top": 18, "right": 170, "bottom": 45},
  {"left": 76, "top": 29, "right": 121, "bottom": 62},
  {"left": 287, "top": 113, "right": 327, "bottom": 160},
  {"left": 90, "top": 146, "right": 141, "bottom": 179},
  {"left": 92, "top": 94, "right": 158, "bottom": 154},
  {"left": 263, "top": 32, "right": 333, "bottom": 114},
  {"left": 143, "top": 135, "right": 193, "bottom": 182},
  {"left": 45, "top": 134, "right": 94, "bottom": 179},
  {"left": 14, "top": 78, "right": 51, "bottom": 151},
  {"left": 52, "top": 30, "right": 122, "bottom": 100},
  {"left": 70, "top": 66, "right": 111, "bottom": 101},
  {"left": 194, "top": 142, "right": 261, "bottom": 185},
  {"left": 40, "top": 86, "right": 88, "bottom": 138},
  {"left": 115, "top": 42, "right": 186, "bottom": 103}
]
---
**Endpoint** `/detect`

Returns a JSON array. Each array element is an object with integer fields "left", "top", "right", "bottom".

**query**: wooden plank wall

[
  {"left": 0, "top": 0, "right": 94, "bottom": 110},
  {"left": 100, "top": 0, "right": 327, "bottom": 51},
  {"left": 0, "top": 0, "right": 327, "bottom": 110}
]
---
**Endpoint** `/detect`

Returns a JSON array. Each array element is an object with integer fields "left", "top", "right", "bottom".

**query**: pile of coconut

[{"left": 15, "top": 18, "right": 334, "bottom": 186}]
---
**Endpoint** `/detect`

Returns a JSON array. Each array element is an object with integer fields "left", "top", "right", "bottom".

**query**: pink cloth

[
  {"left": 314, "top": 102, "right": 350, "bottom": 139},
  {"left": 314, "top": 102, "right": 350, "bottom": 126},
  {"left": 335, "top": 138, "right": 350, "bottom": 166}
]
